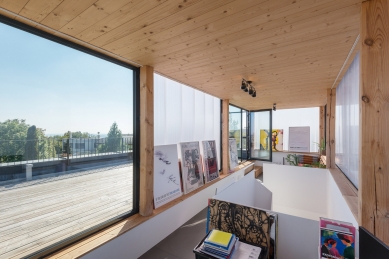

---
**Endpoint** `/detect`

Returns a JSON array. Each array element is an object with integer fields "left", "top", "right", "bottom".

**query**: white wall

[
  {"left": 273, "top": 107, "right": 320, "bottom": 152},
  {"left": 81, "top": 166, "right": 248, "bottom": 259},
  {"left": 263, "top": 163, "right": 359, "bottom": 258}
]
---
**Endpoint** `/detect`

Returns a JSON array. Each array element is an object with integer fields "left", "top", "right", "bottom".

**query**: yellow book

[{"left": 205, "top": 229, "right": 233, "bottom": 248}]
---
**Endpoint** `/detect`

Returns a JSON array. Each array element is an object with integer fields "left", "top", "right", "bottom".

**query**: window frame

[
  {"left": 0, "top": 14, "right": 140, "bottom": 259},
  {"left": 228, "top": 104, "right": 249, "bottom": 163},
  {"left": 248, "top": 109, "right": 273, "bottom": 162}
]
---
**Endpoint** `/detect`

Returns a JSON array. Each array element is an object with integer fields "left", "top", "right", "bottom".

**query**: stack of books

[{"left": 198, "top": 229, "right": 238, "bottom": 259}]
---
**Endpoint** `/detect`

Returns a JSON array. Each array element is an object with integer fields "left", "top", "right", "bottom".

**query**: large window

[
  {"left": 336, "top": 53, "right": 360, "bottom": 188},
  {"left": 0, "top": 19, "right": 139, "bottom": 257}
]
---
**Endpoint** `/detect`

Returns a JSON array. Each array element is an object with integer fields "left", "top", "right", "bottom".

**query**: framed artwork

[
  {"left": 259, "top": 129, "right": 283, "bottom": 152},
  {"left": 229, "top": 138, "right": 239, "bottom": 170},
  {"left": 179, "top": 141, "right": 204, "bottom": 194},
  {"left": 201, "top": 140, "right": 219, "bottom": 183},
  {"left": 154, "top": 144, "right": 183, "bottom": 208}
]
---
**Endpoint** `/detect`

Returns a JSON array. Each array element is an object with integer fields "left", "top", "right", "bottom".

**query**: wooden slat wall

[
  {"left": 326, "top": 89, "right": 336, "bottom": 169},
  {"left": 359, "top": 0, "right": 389, "bottom": 245},
  {"left": 139, "top": 65, "right": 154, "bottom": 217}
]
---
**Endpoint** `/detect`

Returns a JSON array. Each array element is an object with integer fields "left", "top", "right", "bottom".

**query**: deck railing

[{"left": 0, "top": 137, "right": 133, "bottom": 166}]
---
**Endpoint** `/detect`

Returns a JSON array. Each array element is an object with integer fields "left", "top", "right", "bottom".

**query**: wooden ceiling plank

[
  {"left": 19, "top": 0, "right": 63, "bottom": 23},
  {"left": 39, "top": 0, "right": 98, "bottom": 30},
  {"left": 72, "top": 0, "right": 167, "bottom": 42},
  {"left": 89, "top": 0, "right": 203, "bottom": 47},
  {"left": 148, "top": 17, "right": 358, "bottom": 70},
  {"left": 160, "top": 45, "right": 356, "bottom": 82},
  {"left": 122, "top": 0, "right": 359, "bottom": 61},
  {"left": 105, "top": 0, "right": 266, "bottom": 53},
  {"left": 156, "top": 29, "right": 358, "bottom": 76},
  {"left": 117, "top": 0, "right": 343, "bottom": 57},
  {"left": 0, "top": 0, "right": 30, "bottom": 14},
  {"left": 59, "top": 0, "right": 143, "bottom": 37}
]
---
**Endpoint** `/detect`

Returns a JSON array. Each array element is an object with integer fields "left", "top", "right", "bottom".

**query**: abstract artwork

[
  {"left": 179, "top": 141, "right": 204, "bottom": 194},
  {"left": 154, "top": 144, "right": 183, "bottom": 208},
  {"left": 207, "top": 199, "right": 277, "bottom": 259},
  {"left": 260, "top": 129, "right": 283, "bottom": 152},
  {"left": 201, "top": 140, "right": 219, "bottom": 183},
  {"left": 229, "top": 138, "right": 239, "bottom": 170}
]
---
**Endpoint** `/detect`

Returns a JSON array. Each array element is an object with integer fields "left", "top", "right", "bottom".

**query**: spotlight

[
  {"left": 273, "top": 103, "right": 276, "bottom": 111},
  {"left": 241, "top": 80, "right": 246, "bottom": 91},
  {"left": 240, "top": 78, "right": 256, "bottom": 97}
]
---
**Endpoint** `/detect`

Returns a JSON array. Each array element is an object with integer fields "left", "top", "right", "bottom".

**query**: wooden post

[
  {"left": 222, "top": 100, "right": 229, "bottom": 174},
  {"left": 139, "top": 65, "right": 154, "bottom": 216},
  {"left": 326, "top": 89, "right": 336, "bottom": 169},
  {"left": 319, "top": 106, "right": 325, "bottom": 153},
  {"left": 360, "top": 0, "right": 389, "bottom": 245}
]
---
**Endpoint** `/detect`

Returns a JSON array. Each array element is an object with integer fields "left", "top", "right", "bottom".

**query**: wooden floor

[{"left": 0, "top": 165, "right": 133, "bottom": 259}]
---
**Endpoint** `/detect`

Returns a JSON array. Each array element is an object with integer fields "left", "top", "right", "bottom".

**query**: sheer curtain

[
  {"left": 154, "top": 73, "right": 221, "bottom": 168},
  {"left": 335, "top": 53, "right": 360, "bottom": 188}
]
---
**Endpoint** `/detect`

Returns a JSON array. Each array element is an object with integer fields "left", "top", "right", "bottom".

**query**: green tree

[
  {"left": 0, "top": 119, "right": 29, "bottom": 162},
  {"left": 25, "top": 125, "right": 38, "bottom": 160},
  {"left": 106, "top": 122, "right": 122, "bottom": 152}
]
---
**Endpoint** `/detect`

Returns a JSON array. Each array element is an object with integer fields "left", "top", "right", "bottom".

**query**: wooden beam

[
  {"left": 359, "top": 0, "right": 389, "bottom": 245},
  {"left": 139, "top": 65, "right": 154, "bottom": 217},
  {"left": 222, "top": 100, "right": 229, "bottom": 174},
  {"left": 319, "top": 106, "right": 325, "bottom": 153},
  {"left": 326, "top": 89, "right": 336, "bottom": 169}
]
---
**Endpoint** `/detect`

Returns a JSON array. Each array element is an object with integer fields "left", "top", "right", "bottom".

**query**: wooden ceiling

[{"left": 0, "top": 0, "right": 361, "bottom": 110}]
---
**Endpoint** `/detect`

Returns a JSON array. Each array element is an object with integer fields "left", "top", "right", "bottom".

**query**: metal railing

[{"left": 0, "top": 137, "right": 133, "bottom": 166}]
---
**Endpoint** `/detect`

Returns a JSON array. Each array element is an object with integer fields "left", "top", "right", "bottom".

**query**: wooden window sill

[{"left": 329, "top": 167, "right": 358, "bottom": 221}]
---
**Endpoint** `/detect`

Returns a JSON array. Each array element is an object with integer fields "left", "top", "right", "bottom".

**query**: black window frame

[
  {"left": 228, "top": 104, "right": 249, "bottom": 163},
  {"left": 248, "top": 109, "right": 273, "bottom": 162},
  {"left": 0, "top": 14, "right": 140, "bottom": 259}
]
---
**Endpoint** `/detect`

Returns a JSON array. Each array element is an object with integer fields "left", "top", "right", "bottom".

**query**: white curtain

[
  {"left": 273, "top": 107, "right": 320, "bottom": 152},
  {"left": 154, "top": 73, "right": 221, "bottom": 168},
  {"left": 335, "top": 52, "right": 360, "bottom": 188}
]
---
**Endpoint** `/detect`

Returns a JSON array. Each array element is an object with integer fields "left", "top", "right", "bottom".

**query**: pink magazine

[{"left": 319, "top": 217, "right": 355, "bottom": 236}]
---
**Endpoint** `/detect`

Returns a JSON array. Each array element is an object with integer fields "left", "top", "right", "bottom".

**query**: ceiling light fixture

[
  {"left": 273, "top": 103, "right": 276, "bottom": 111},
  {"left": 241, "top": 79, "right": 256, "bottom": 97}
]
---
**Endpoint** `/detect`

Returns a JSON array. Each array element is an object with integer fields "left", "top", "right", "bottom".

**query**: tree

[
  {"left": 106, "top": 122, "right": 122, "bottom": 152},
  {"left": 25, "top": 125, "right": 38, "bottom": 160},
  {"left": 0, "top": 119, "right": 29, "bottom": 162}
]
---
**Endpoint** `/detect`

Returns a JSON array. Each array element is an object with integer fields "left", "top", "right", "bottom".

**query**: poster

[
  {"left": 179, "top": 141, "right": 204, "bottom": 194},
  {"left": 229, "top": 138, "right": 239, "bottom": 170},
  {"left": 289, "top": 126, "right": 310, "bottom": 152},
  {"left": 154, "top": 145, "right": 183, "bottom": 208},
  {"left": 260, "top": 129, "right": 284, "bottom": 152},
  {"left": 201, "top": 140, "right": 219, "bottom": 183}
]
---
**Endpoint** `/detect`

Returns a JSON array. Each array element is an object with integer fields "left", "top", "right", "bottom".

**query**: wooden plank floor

[{"left": 0, "top": 164, "right": 133, "bottom": 259}]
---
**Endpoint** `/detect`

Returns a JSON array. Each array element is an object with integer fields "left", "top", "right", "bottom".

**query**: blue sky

[{"left": 0, "top": 22, "right": 134, "bottom": 135}]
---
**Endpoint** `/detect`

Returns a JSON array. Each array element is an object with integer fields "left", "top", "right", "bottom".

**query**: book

[
  {"left": 205, "top": 229, "right": 234, "bottom": 249},
  {"left": 199, "top": 237, "right": 238, "bottom": 259}
]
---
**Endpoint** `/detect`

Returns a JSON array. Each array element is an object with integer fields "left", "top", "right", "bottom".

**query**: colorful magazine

[
  {"left": 179, "top": 141, "right": 204, "bottom": 194},
  {"left": 320, "top": 228, "right": 355, "bottom": 259}
]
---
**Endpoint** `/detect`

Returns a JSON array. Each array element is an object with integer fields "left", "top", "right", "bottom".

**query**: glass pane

[
  {"left": 0, "top": 22, "right": 135, "bottom": 257},
  {"left": 229, "top": 106, "right": 241, "bottom": 159},
  {"left": 250, "top": 110, "right": 272, "bottom": 160}
]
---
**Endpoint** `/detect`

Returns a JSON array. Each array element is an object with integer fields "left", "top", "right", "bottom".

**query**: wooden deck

[{"left": 0, "top": 165, "right": 133, "bottom": 259}]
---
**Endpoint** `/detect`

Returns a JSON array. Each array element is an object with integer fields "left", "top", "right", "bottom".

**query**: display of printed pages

[
  {"left": 178, "top": 141, "right": 204, "bottom": 194},
  {"left": 319, "top": 217, "right": 355, "bottom": 259},
  {"left": 153, "top": 145, "right": 183, "bottom": 208},
  {"left": 199, "top": 229, "right": 238, "bottom": 259},
  {"left": 228, "top": 138, "right": 239, "bottom": 171},
  {"left": 201, "top": 140, "right": 219, "bottom": 183}
]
